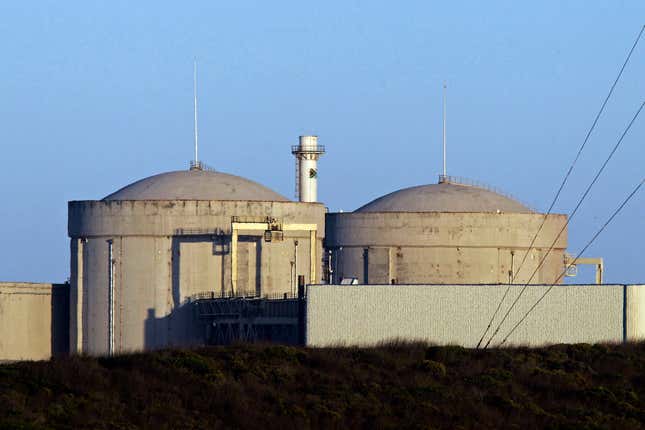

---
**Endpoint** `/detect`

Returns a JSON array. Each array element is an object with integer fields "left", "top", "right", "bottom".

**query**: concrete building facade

[
  {"left": 68, "top": 169, "right": 325, "bottom": 355},
  {"left": 326, "top": 178, "right": 568, "bottom": 285}
]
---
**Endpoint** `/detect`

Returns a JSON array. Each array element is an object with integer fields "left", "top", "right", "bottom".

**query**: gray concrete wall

[
  {"left": 326, "top": 212, "right": 567, "bottom": 285},
  {"left": 69, "top": 200, "right": 325, "bottom": 237},
  {"left": 0, "top": 282, "right": 68, "bottom": 361},
  {"left": 306, "top": 284, "right": 645, "bottom": 347},
  {"left": 69, "top": 199, "right": 326, "bottom": 355}
]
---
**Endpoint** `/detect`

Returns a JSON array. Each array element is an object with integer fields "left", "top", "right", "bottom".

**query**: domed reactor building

[
  {"left": 325, "top": 176, "right": 568, "bottom": 285},
  {"left": 68, "top": 137, "right": 325, "bottom": 355}
]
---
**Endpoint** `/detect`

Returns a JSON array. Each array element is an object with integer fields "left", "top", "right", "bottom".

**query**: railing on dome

[
  {"left": 189, "top": 160, "right": 217, "bottom": 172},
  {"left": 438, "top": 175, "right": 537, "bottom": 212}
]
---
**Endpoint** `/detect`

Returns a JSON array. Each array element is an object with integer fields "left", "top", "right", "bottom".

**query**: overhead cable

[
  {"left": 496, "top": 178, "right": 644, "bottom": 347},
  {"left": 512, "top": 24, "right": 644, "bottom": 283},
  {"left": 483, "top": 101, "right": 645, "bottom": 349},
  {"left": 475, "top": 26, "right": 644, "bottom": 349},
  {"left": 476, "top": 283, "right": 512, "bottom": 348}
]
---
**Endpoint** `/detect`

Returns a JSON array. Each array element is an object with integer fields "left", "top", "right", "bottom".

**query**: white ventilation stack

[{"left": 291, "top": 135, "right": 325, "bottom": 202}]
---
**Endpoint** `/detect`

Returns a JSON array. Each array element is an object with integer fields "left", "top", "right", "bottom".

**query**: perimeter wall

[
  {"left": 0, "top": 282, "right": 69, "bottom": 361},
  {"left": 306, "top": 284, "right": 645, "bottom": 347}
]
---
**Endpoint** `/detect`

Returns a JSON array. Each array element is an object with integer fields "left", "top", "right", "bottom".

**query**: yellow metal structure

[
  {"left": 565, "top": 255, "right": 604, "bottom": 285},
  {"left": 231, "top": 220, "right": 317, "bottom": 294}
]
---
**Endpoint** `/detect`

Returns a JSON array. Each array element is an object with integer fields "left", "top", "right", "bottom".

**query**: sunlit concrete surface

[
  {"left": 326, "top": 179, "right": 569, "bottom": 286},
  {"left": 326, "top": 211, "right": 567, "bottom": 285},
  {"left": 69, "top": 169, "right": 325, "bottom": 356},
  {"left": 306, "top": 284, "right": 645, "bottom": 347},
  {"left": 0, "top": 282, "right": 68, "bottom": 361},
  {"left": 104, "top": 170, "right": 288, "bottom": 201}
]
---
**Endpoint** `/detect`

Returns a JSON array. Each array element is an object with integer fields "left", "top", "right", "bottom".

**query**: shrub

[
  {"left": 424, "top": 345, "right": 467, "bottom": 364},
  {"left": 418, "top": 360, "right": 447, "bottom": 378},
  {"left": 1, "top": 342, "right": 645, "bottom": 429}
]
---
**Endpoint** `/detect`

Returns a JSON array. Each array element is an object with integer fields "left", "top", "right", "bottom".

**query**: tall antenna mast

[
  {"left": 442, "top": 82, "right": 447, "bottom": 178},
  {"left": 192, "top": 59, "right": 200, "bottom": 170}
]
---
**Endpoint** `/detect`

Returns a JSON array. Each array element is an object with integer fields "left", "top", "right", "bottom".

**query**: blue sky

[{"left": 0, "top": 1, "right": 643, "bottom": 284}]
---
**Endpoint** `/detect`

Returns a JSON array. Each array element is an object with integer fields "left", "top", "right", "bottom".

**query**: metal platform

[{"left": 194, "top": 295, "right": 302, "bottom": 345}]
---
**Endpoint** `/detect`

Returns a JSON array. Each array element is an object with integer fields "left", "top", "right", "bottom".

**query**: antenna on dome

[
  {"left": 191, "top": 59, "right": 202, "bottom": 171},
  {"left": 442, "top": 82, "right": 447, "bottom": 179}
]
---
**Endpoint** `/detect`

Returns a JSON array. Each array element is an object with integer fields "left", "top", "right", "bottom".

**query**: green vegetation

[{"left": 1, "top": 342, "right": 645, "bottom": 429}]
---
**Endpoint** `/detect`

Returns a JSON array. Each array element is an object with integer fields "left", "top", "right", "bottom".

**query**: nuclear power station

[{"left": 0, "top": 130, "right": 643, "bottom": 361}]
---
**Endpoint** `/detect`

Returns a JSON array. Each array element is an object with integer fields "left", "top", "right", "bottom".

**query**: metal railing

[
  {"left": 189, "top": 290, "right": 298, "bottom": 302},
  {"left": 438, "top": 175, "right": 537, "bottom": 212},
  {"left": 189, "top": 160, "right": 217, "bottom": 172},
  {"left": 291, "top": 145, "right": 326, "bottom": 154},
  {"left": 174, "top": 228, "right": 226, "bottom": 236}
]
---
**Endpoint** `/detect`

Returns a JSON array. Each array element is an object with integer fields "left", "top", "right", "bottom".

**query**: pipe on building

[
  {"left": 107, "top": 239, "right": 115, "bottom": 356},
  {"left": 231, "top": 229, "right": 238, "bottom": 294},
  {"left": 327, "top": 249, "right": 333, "bottom": 285},
  {"left": 388, "top": 247, "right": 397, "bottom": 285},
  {"left": 297, "top": 275, "right": 306, "bottom": 345},
  {"left": 310, "top": 230, "right": 316, "bottom": 284},
  {"left": 294, "top": 240, "right": 299, "bottom": 292},
  {"left": 509, "top": 251, "right": 515, "bottom": 284}
]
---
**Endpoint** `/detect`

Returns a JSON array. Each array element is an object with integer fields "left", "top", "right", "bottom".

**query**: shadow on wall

[
  {"left": 144, "top": 233, "right": 265, "bottom": 350},
  {"left": 171, "top": 234, "right": 227, "bottom": 306},
  {"left": 144, "top": 304, "right": 204, "bottom": 350},
  {"left": 52, "top": 283, "right": 70, "bottom": 357},
  {"left": 171, "top": 234, "right": 262, "bottom": 304}
]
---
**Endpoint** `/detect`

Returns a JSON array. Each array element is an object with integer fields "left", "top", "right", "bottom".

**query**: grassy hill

[{"left": 1, "top": 342, "right": 644, "bottom": 429}]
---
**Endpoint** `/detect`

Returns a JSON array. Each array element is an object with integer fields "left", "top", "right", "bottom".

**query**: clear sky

[{"left": 0, "top": 1, "right": 643, "bottom": 284}]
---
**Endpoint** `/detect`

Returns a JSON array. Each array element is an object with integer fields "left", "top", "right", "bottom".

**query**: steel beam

[
  {"left": 565, "top": 255, "right": 604, "bottom": 285},
  {"left": 231, "top": 220, "right": 318, "bottom": 293}
]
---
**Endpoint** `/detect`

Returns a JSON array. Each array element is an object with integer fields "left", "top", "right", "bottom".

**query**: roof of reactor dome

[
  {"left": 103, "top": 169, "right": 289, "bottom": 201},
  {"left": 355, "top": 180, "right": 533, "bottom": 213}
]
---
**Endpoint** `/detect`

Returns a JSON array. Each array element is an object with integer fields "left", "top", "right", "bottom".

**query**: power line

[
  {"left": 484, "top": 102, "right": 644, "bottom": 348},
  {"left": 476, "top": 282, "right": 511, "bottom": 349},
  {"left": 475, "top": 26, "right": 644, "bottom": 348},
  {"left": 482, "top": 101, "right": 644, "bottom": 349},
  {"left": 512, "top": 25, "right": 644, "bottom": 284},
  {"left": 496, "top": 178, "right": 644, "bottom": 347}
]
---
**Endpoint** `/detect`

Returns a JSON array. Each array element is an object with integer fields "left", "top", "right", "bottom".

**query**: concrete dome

[
  {"left": 103, "top": 170, "right": 288, "bottom": 201},
  {"left": 356, "top": 182, "right": 532, "bottom": 213}
]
